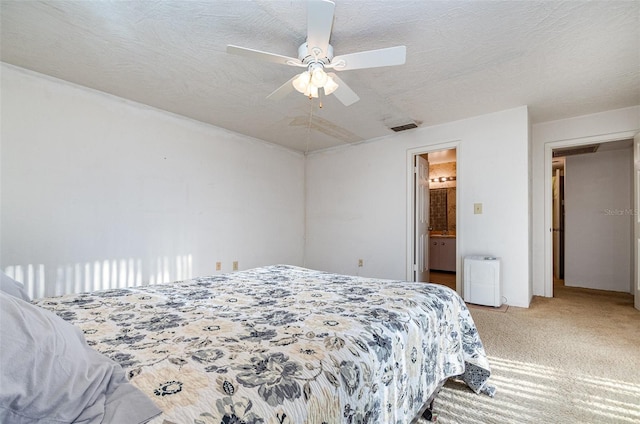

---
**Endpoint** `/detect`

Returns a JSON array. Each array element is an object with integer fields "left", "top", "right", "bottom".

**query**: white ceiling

[{"left": 1, "top": 1, "right": 638, "bottom": 153}]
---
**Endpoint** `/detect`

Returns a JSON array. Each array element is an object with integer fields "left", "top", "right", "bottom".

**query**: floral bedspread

[{"left": 34, "top": 265, "right": 492, "bottom": 424}]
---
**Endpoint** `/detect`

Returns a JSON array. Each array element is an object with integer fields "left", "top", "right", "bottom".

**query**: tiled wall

[
  {"left": 446, "top": 187, "right": 456, "bottom": 233},
  {"left": 429, "top": 162, "right": 456, "bottom": 233},
  {"left": 430, "top": 189, "right": 448, "bottom": 230}
]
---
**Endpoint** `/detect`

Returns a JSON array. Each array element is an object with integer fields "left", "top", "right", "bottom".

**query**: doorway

[
  {"left": 549, "top": 139, "right": 634, "bottom": 296},
  {"left": 551, "top": 156, "right": 565, "bottom": 286},
  {"left": 407, "top": 144, "right": 459, "bottom": 292}
]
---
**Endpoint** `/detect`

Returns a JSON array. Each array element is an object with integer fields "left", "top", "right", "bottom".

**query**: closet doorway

[{"left": 548, "top": 138, "right": 634, "bottom": 297}]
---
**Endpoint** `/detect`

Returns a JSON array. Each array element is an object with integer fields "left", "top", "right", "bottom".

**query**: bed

[{"left": 3, "top": 265, "right": 493, "bottom": 423}]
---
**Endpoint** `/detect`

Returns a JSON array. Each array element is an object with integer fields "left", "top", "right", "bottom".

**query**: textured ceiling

[{"left": 1, "top": 1, "right": 639, "bottom": 152}]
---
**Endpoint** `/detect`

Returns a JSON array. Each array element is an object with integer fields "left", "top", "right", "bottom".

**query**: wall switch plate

[
  {"left": 358, "top": 259, "right": 364, "bottom": 267},
  {"left": 216, "top": 262, "right": 221, "bottom": 271},
  {"left": 232, "top": 261, "right": 238, "bottom": 271},
  {"left": 474, "top": 203, "right": 483, "bottom": 214}
]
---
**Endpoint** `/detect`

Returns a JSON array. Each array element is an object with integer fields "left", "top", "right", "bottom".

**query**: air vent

[
  {"left": 390, "top": 122, "right": 418, "bottom": 132},
  {"left": 552, "top": 144, "right": 599, "bottom": 157}
]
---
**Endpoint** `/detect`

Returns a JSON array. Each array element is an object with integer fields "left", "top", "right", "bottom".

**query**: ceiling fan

[{"left": 226, "top": 0, "right": 406, "bottom": 107}]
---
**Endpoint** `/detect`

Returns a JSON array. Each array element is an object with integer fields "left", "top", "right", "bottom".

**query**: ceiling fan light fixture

[
  {"left": 310, "top": 67, "right": 328, "bottom": 88},
  {"left": 323, "top": 75, "right": 339, "bottom": 95},
  {"left": 292, "top": 71, "right": 311, "bottom": 94},
  {"left": 305, "top": 84, "right": 319, "bottom": 98},
  {"left": 293, "top": 65, "right": 336, "bottom": 99}
]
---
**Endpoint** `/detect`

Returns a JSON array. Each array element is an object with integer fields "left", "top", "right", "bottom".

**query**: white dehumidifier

[{"left": 463, "top": 256, "right": 502, "bottom": 307}]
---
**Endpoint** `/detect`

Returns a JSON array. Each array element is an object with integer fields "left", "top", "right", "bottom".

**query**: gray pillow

[
  {"left": 0, "top": 271, "right": 31, "bottom": 302},
  {"left": 0, "top": 292, "right": 162, "bottom": 424}
]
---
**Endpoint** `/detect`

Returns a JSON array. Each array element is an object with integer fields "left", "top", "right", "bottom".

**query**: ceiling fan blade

[
  {"left": 331, "top": 46, "right": 406, "bottom": 71},
  {"left": 307, "top": 0, "right": 335, "bottom": 58},
  {"left": 266, "top": 75, "right": 298, "bottom": 101},
  {"left": 327, "top": 73, "right": 359, "bottom": 106},
  {"left": 227, "top": 45, "right": 302, "bottom": 67}
]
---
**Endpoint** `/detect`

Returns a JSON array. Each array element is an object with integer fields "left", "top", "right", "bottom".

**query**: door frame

[
  {"left": 634, "top": 132, "right": 639, "bottom": 310},
  {"left": 543, "top": 130, "right": 637, "bottom": 297},
  {"left": 406, "top": 141, "right": 461, "bottom": 291}
]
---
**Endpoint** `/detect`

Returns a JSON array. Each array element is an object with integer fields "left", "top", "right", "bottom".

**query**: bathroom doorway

[
  {"left": 425, "top": 149, "right": 457, "bottom": 290},
  {"left": 407, "top": 144, "right": 458, "bottom": 291}
]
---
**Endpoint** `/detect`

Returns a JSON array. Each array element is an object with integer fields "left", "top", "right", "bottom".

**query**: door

[
  {"left": 414, "top": 155, "right": 430, "bottom": 282},
  {"left": 634, "top": 133, "right": 639, "bottom": 311},
  {"left": 553, "top": 168, "right": 561, "bottom": 280}
]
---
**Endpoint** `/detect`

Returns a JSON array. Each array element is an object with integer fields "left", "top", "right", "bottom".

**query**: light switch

[{"left": 474, "top": 203, "right": 483, "bottom": 214}]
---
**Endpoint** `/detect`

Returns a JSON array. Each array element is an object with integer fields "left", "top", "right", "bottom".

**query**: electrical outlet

[
  {"left": 358, "top": 259, "right": 364, "bottom": 267},
  {"left": 474, "top": 203, "right": 483, "bottom": 214},
  {"left": 216, "top": 262, "right": 221, "bottom": 271},
  {"left": 233, "top": 261, "right": 238, "bottom": 271}
]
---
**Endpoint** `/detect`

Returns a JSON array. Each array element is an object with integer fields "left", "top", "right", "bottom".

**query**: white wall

[
  {"left": 0, "top": 65, "right": 305, "bottom": 299},
  {"left": 531, "top": 106, "right": 640, "bottom": 296},
  {"left": 305, "top": 106, "right": 531, "bottom": 307},
  {"left": 564, "top": 148, "right": 633, "bottom": 292}
]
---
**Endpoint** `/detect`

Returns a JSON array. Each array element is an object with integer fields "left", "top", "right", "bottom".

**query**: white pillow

[
  {"left": 0, "top": 292, "right": 162, "bottom": 423},
  {"left": 0, "top": 271, "right": 31, "bottom": 302}
]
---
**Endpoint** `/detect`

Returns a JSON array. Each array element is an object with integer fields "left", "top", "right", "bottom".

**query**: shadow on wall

[{"left": 4, "top": 254, "right": 193, "bottom": 299}]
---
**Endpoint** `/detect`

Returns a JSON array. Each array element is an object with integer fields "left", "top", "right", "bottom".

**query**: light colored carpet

[{"left": 420, "top": 286, "right": 640, "bottom": 423}]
